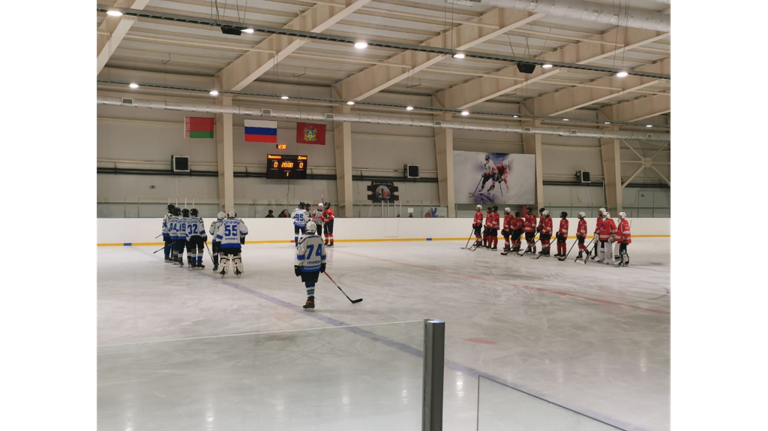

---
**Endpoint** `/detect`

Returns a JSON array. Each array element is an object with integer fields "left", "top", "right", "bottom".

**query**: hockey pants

[
  {"left": 220, "top": 249, "right": 243, "bottom": 275},
  {"left": 619, "top": 243, "right": 630, "bottom": 265}
]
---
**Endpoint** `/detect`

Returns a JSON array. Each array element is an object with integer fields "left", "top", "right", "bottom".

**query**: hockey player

[
  {"left": 483, "top": 206, "right": 493, "bottom": 248},
  {"left": 215, "top": 210, "right": 248, "bottom": 277},
  {"left": 174, "top": 207, "right": 187, "bottom": 265},
  {"left": 615, "top": 212, "right": 631, "bottom": 267},
  {"left": 511, "top": 211, "right": 524, "bottom": 252},
  {"left": 494, "top": 161, "right": 510, "bottom": 194},
  {"left": 294, "top": 221, "right": 327, "bottom": 311},
  {"left": 538, "top": 210, "right": 553, "bottom": 257},
  {"left": 163, "top": 204, "right": 176, "bottom": 263},
  {"left": 209, "top": 211, "right": 225, "bottom": 272},
  {"left": 311, "top": 203, "right": 325, "bottom": 243},
  {"left": 472, "top": 205, "right": 483, "bottom": 246},
  {"left": 178, "top": 209, "right": 192, "bottom": 266},
  {"left": 322, "top": 202, "right": 335, "bottom": 247},
  {"left": 478, "top": 155, "right": 497, "bottom": 193},
  {"left": 555, "top": 211, "right": 569, "bottom": 257},
  {"left": 168, "top": 207, "right": 180, "bottom": 263},
  {"left": 575, "top": 212, "right": 588, "bottom": 261},
  {"left": 596, "top": 212, "right": 617, "bottom": 264},
  {"left": 490, "top": 206, "right": 500, "bottom": 250},
  {"left": 523, "top": 206, "right": 537, "bottom": 254},
  {"left": 291, "top": 203, "right": 310, "bottom": 246},
  {"left": 500, "top": 208, "right": 513, "bottom": 255},
  {"left": 162, "top": 204, "right": 175, "bottom": 262},
  {"left": 186, "top": 209, "right": 207, "bottom": 269},
  {"left": 591, "top": 207, "right": 607, "bottom": 259}
]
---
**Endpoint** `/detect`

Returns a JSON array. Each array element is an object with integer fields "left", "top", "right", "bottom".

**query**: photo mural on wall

[{"left": 453, "top": 151, "right": 536, "bottom": 205}]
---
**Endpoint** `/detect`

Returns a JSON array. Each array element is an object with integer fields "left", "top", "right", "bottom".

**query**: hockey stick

[
  {"left": 155, "top": 233, "right": 163, "bottom": 239},
  {"left": 582, "top": 238, "right": 600, "bottom": 264},
  {"left": 576, "top": 237, "right": 596, "bottom": 262},
  {"left": 469, "top": 177, "right": 483, "bottom": 197},
  {"left": 324, "top": 272, "right": 363, "bottom": 304},
  {"left": 152, "top": 246, "right": 166, "bottom": 254},
  {"left": 558, "top": 238, "right": 578, "bottom": 261},
  {"left": 204, "top": 241, "right": 215, "bottom": 265},
  {"left": 532, "top": 237, "right": 551, "bottom": 259},
  {"left": 461, "top": 228, "right": 476, "bottom": 249},
  {"left": 517, "top": 239, "right": 540, "bottom": 256}
]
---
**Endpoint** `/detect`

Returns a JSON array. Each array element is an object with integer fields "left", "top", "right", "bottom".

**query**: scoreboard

[{"left": 266, "top": 154, "right": 308, "bottom": 179}]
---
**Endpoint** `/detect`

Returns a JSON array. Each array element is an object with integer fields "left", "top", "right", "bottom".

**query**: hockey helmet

[
  {"left": 217, "top": 211, "right": 226, "bottom": 220},
  {"left": 619, "top": 212, "right": 627, "bottom": 219},
  {"left": 504, "top": 207, "right": 511, "bottom": 214},
  {"left": 324, "top": 202, "right": 331, "bottom": 209},
  {"left": 227, "top": 209, "right": 237, "bottom": 218},
  {"left": 306, "top": 221, "right": 317, "bottom": 234},
  {"left": 318, "top": 202, "right": 324, "bottom": 210},
  {"left": 578, "top": 211, "right": 586, "bottom": 219},
  {"left": 598, "top": 207, "right": 607, "bottom": 215},
  {"left": 603, "top": 212, "right": 610, "bottom": 219},
  {"left": 484, "top": 154, "right": 490, "bottom": 161},
  {"left": 182, "top": 209, "right": 190, "bottom": 217},
  {"left": 542, "top": 210, "right": 549, "bottom": 216},
  {"left": 561, "top": 211, "right": 567, "bottom": 218},
  {"left": 173, "top": 207, "right": 181, "bottom": 216},
  {"left": 167, "top": 203, "right": 176, "bottom": 212},
  {"left": 476, "top": 205, "right": 482, "bottom": 211},
  {"left": 190, "top": 208, "right": 199, "bottom": 217},
  {"left": 492, "top": 205, "right": 498, "bottom": 211},
  {"left": 539, "top": 207, "right": 546, "bottom": 213}
]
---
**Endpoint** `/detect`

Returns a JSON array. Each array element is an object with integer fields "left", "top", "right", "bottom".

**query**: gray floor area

[{"left": 98, "top": 239, "right": 670, "bottom": 431}]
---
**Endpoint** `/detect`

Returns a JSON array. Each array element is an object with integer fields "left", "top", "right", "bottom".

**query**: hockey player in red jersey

[
  {"left": 596, "top": 211, "right": 618, "bottom": 264},
  {"left": 523, "top": 206, "right": 537, "bottom": 254},
  {"left": 538, "top": 210, "right": 553, "bottom": 257},
  {"left": 501, "top": 207, "right": 513, "bottom": 255},
  {"left": 489, "top": 206, "right": 500, "bottom": 250},
  {"left": 511, "top": 211, "right": 524, "bottom": 253},
  {"left": 472, "top": 205, "right": 484, "bottom": 246},
  {"left": 322, "top": 202, "right": 335, "bottom": 247},
  {"left": 554, "top": 211, "right": 569, "bottom": 257},
  {"left": 575, "top": 212, "right": 588, "bottom": 261},
  {"left": 591, "top": 207, "right": 607, "bottom": 259},
  {"left": 483, "top": 206, "right": 493, "bottom": 248},
  {"left": 615, "top": 212, "right": 631, "bottom": 267},
  {"left": 490, "top": 161, "right": 510, "bottom": 194}
]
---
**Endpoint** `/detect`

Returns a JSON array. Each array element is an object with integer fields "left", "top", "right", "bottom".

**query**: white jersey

[
  {"left": 311, "top": 209, "right": 324, "bottom": 226},
  {"left": 483, "top": 160, "right": 495, "bottom": 174},
  {"left": 162, "top": 212, "right": 172, "bottom": 234},
  {"left": 209, "top": 219, "right": 223, "bottom": 241},
  {"left": 176, "top": 217, "right": 189, "bottom": 240},
  {"left": 186, "top": 217, "right": 206, "bottom": 239},
  {"left": 216, "top": 218, "right": 249, "bottom": 250},
  {"left": 291, "top": 208, "right": 310, "bottom": 227},
  {"left": 168, "top": 216, "right": 179, "bottom": 239},
  {"left": 296, "top": 234, "right": 326, "bottom": 272}
]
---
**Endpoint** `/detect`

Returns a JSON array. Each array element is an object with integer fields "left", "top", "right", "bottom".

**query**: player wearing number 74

[{"left": 294, "top": 221, "right": 327, "bottom": 311}]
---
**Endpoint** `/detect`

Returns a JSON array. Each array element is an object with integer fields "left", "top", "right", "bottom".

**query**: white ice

[{"left": 98, "top": 238, "right": 670, "bottom": 431}]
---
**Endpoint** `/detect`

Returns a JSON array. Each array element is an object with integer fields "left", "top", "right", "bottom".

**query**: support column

[
  {"left": 521, "top": 119, "right": 544, "bottom": 209},
  {"left": 599, "top": 125, "right": 623, "bottom": 214},
  {"left": 333, "top": 105, "right": 354, "bottom": 217},
  {"left": 434, "top": 114, "right": 456, "bottom": 217},
  {"left": 215, "top": 95, "right": 235, "bottom": 211}
]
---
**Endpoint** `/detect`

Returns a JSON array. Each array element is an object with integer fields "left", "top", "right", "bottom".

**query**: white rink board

[{"left": 97, "top": 217, "right": 670, "bottom": 244}]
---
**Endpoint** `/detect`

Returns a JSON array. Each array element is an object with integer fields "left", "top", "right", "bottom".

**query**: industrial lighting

[
  {"left": 542, "top": 63, "right": 553, "bottom": 69},
  {"left": 280, "top": 95, "right": 289, "bottom": 100},
  {"left": 406, "top": 105, "right": 414, "bottom": 111},
  {"left": 616, "top": 70, "right": 629, "bottom": 78},
  {"left": 453, "top": 52, "right": 466, "bottom": 59},
  {"left": 106, "top": 10, "right": 123, "bottom": 17},
  {"left": 209, "top": 90, "right": 219, "bottom": 96},
  {"left": 354, "top": 41, "right": 368, "bottom": 49},
  {"left": 129, "top": 83, "right": 139, "bottom": 89},
  {"left": 242, "top": 28, "right": 255, "bottom": 34},
  {"left": 513, "top": 115, "right": 520, "bottom": 118},
  {"left": 461, "top": 110, "right": 470, "bottom": 116},
  {"left": 347, "top": 101, "right": 355, "bottom": 105},
  {"left": 604, "top": 121, "right": 611, "bottom": 125},
  {"left": 646, "top": 124, "right": 653, "bottom": 128},
  {"left": 563, "top": 118, "right": 569, "bottom": 121}
]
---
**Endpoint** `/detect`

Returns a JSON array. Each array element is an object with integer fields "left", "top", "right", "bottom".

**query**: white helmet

[
  {"left": 619, "top": 212, "right": 627, "bottom": 219},
  {"left": 476, "top": 205, "right": 482, "bottom": 210},
  {"left": 227, "top": 209, "right": 237, "bottom": 218},
  {"left": 318, "top": 203, "right": 324, "bottom": 209},
  {"left": 217, "top": 211, "right": 226, "bottom": 220},
  {"left": 598, "top": 207, "right": 606, "bottom": 215},
  {"left": 504, "top": 207, "right": 511, "bottom": 214},
  {"left": 603, "top": 212, "right": 610, "bottom": 219},
  {"left": 306, "top": 221, "right": 317, "bottom": 234},
  {"left": 542, "top": 210, "right": 549, "bottom": 216},
  {"left": 578, "top": 211, "right": 586, "bottom": 218}
]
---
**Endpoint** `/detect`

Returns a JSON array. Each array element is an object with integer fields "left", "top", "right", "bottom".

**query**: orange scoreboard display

[{"left": 266, "top": 154, "right": 308, "bottom": 179}]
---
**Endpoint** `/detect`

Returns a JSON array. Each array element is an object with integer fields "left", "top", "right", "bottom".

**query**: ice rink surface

[{"left": 98, "top": 238, "right": 670, "bottom": 431}]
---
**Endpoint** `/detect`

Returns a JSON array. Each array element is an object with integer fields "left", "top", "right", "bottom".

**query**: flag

[
  {"left": 184, "top": 117, "right": 214, "bottom": 139},
  {"left": 244, "top": 120, "right": 278, "bottom": 143},
  {"left": 296, "top": 122, "right": 326, "bottom": 145}
]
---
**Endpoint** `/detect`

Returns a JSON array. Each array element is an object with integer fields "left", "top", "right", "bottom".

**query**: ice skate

[
  {"left": 501, "top": 248, "right": 510, "bottom": 255},
  {"left": 235, "top": 268, "right": 242, "bottom": 277},
  {"left": 196, "top": 263, "right": 205, "bottom": 270},
  {"left": 212, "top": 265, "right": 219, "bottom": 272},
  {"left": 303, "top": 297, "right": 315, "bottom": 311}
]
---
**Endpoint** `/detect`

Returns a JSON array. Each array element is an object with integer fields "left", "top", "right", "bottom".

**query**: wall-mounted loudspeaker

[
  {"left": 516, "top": 63, "right": 536, "bottom": 74},
  {"left": 405, "top": 164, "right": 420, "bottom": 179},
  {"left": 172, "top": 156, "right": 190, "bottom": 173},
  {"left": 576, "top": 170, "right": 591, "bottom": 184}
]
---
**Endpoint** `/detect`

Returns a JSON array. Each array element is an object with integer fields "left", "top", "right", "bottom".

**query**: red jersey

[
  {"left": 597, "top": 218, "right": 617, "bottom": 241},
  {"left": 491, "top": 213, "right": 500, "bottom": 229},
  {"left": 524, "top": 214, "right": 536, "bottom": 233},
  {"left": 484, "top": 212, "right": 493, "bottom": 228},
  {"left": 496, "top": 163, "right": 507, "bottom": 176},
  {"left": 594, "top": 217, "right": 602, "bottom": 233},
  {"left": 541, "top": 216, "right": 553, "bottom": 234},
  {"left": 577, "top": 219, "right": 588, "bottom": 237},
  {"left": 322, "top": 208, "right": 335, "bottom": 223},
  {"left": 473, "top": 211, "right": 483, "bottom": 227},
  {"left": 503, "top": 214, "right": 513, "bottom": 230},
  {"left": 511, "top": 216, "right": 523, "bottom": 231},
  {"left": 617, "top": 219, "right": 631, "bottom": 244},
  {"left": 558, "top": 219, "right": 569, "bottom": 236}
]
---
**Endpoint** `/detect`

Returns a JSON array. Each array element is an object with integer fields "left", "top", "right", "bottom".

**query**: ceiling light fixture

[
  {"left": 242, "top": 28, "right": 255, "bottom": 34},
  {"left": 209, "top": 90, "right": 219, "bottom": 96},
  {"left": 513, "top": 115, "right": 520, "bottom": 118},
  {"left": 461, "top": 110, "right": 470, "bottom": 116},
  {"left": 354, "top": 41, "right": 368, "bottom": 49},
  {"left": 453, "top": 52, "right": 466, "bottom": 59},
  {"left": 604, "top": 121, "right": 611, "bottom": 125},
  {"left": 563, "top": 118, "right": 569, "bottom": 121},
  {"left": 646, "top": 124, "right": 653, "bottom": 128},
  {"left": 280, "top": 95, "right": 289, "bottom": 100},
  {"left": 347, "top": 101, "right": 355, "bottom": 105},
  {"left": 106, "top": 10, "right": 123, "bottom": 17},
  {"left": 129, "top": 83, "right": 139, "bottom": 89},
  {"left": 542, "top": 63, "right": 553, "bottom": 69},
  {"left": 406, "top": 106, "right": 414, "bottom": 111},
  {"left": 616, "top": 71, "right": 629, "bottom": 78}
]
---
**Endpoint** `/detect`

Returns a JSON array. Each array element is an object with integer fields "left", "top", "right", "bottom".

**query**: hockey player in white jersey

[
  {"left": 169, "top": 207, "right": 184, "bottom": 264},
  {"left": 162, "top": 204, "right": 175, "bottom": 262},
  {"left": 178, "top": 209, "right": 191, "bottom": 267},
  {"left": 294, "top": 221, "right": 326, "bottom": 311},
  {"left": 215, "top": 209, "right": 249, "bottom": 277},
  {"left": 209, "top": 211, "right": 225, "bottom": 272},
  {"left": 311, "top": 203, "right": 324, "bottom": 236},
  {"left": 186, "top": 208, "right": 207, "bottom": 269},
  {"left": 291, "top": 203, "right": 310, "bottom": 247}
]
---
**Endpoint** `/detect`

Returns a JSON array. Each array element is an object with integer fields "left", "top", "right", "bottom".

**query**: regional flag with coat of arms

[{"left": 296, "top": 123, "right": 326, "bottom": 145}]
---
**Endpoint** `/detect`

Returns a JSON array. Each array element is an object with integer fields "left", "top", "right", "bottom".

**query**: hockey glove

[
  {"left": 608, "top": 234, "right": 616, "bottom": 243},
  {"left": 320, "top": 263, "right": 326, "bottom": 273},
  {"left": 240, "top": 237, "right": 246, "bottom": 245},
  {"left": 294, "top": 265, "right": 302, "bottom": 277}
]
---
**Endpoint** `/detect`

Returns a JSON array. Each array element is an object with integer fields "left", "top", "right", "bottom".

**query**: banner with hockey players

[{"left": 453, "top": 151, "right": 536, "bottom": 205}]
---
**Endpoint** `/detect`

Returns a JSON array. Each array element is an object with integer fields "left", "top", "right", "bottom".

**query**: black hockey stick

[
  {"left": 469, "top": 177, "right": 483, "bottom": 197},
  {"left": 461, "top": 228, "right": 475, "bottom": 249},
  {"left": 324, "top": 272, "right": 363, "bottom": 304},
  {"left": 155, "top": 233, "right": 163, "bottom": 239},
  {"left": 204, "top": 241, "right": 215, "bottom": 265},
  {"left": 152, "top": 245, "right": 166, "bottom": 254},
  {"left": 517, "top": 239, "right": 540, "bottom": 256},
  {"left": 558, "top": 238, "right": 578, "bottom": 261},
  {"left": 582, "top": 238, "right": 599, "bottom": 264},
  {"left": 532, "top": 238, "right": 552, "bottom": 259}
]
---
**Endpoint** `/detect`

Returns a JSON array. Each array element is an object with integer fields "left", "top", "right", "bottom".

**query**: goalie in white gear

[
  {"left": 215, "top": 209, "right": 249, "bottom": 277},
  {"left": 291, "top": 203, "right": 311, "bottom": 247},
  {"left": 294, "top": 221, "right": 326, "bottom": 311}
]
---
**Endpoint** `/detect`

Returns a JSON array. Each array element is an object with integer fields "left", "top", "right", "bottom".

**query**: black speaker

[
  {"left": 516, "top": 62, "right": 536, "bottom": 74},
  {"left": 405, "top": 164, "right": 420, "bottom": 179},
  {"left": 220, "top": 26, "right": 242, "bottom": 36},
  {"left": 172, "top": 156, "right": 190, "bottom": 173}
]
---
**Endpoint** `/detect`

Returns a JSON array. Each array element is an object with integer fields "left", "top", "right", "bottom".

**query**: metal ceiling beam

[
  {"left": 600, "top": 94, "right": 671, "bottom": 123},
  {"left": 97, "top": 0, "right": 150, "bottom": 74}
]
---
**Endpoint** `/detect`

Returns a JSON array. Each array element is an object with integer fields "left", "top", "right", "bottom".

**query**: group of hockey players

[
  {"left": 291, "top": 202, "right": 335, "bottom": 248},
  {"left": 471, "top": 205, "right": 632, "bottom": 267},
  {"left": 162, "top": 204, "right": 248, "bottom": 277}
]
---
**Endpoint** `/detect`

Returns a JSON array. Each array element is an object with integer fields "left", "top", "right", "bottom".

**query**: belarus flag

[{"left": 244, "top": 120, "right": 278, "bottom": 143}]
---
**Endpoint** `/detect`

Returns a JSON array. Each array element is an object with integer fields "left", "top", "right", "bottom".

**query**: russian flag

[{"left": 244, "top": 120, "right": 278, "bottom": 143}]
